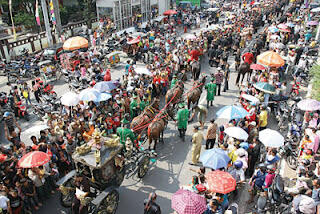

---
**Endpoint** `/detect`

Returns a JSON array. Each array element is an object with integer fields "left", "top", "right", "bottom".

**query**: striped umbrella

[
  {"left": 206, "top": 171, "right": 236, "bottom": 194},
  {"left": 216, "top": 105, "right": 249, "bottom": 120},
  {"left": 172, "top": 189, "right": 207, "bottom": 214},
  {"left": 18, "top": 151, "right": 50, "bottom": 168}
]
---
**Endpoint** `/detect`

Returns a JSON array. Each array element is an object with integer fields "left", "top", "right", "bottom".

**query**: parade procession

[{"left": 1, "top": 0, "right": 320, "bottom": 213}]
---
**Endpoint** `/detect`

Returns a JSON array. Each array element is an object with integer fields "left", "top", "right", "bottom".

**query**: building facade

[{"left": 96, "top": 0, "right": 170, "bottom": 30}]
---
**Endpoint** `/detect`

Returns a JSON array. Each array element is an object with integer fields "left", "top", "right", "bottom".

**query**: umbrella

[
  {"left": 79, "top": 88, "right": 101, "bottom": 102},
  {"left": 163, "top": 9, "right": 177, "bottom": 15},
  {"left": 250, "top": 64, "right": 266, "bottom": 70},
  {"left": 307, "top": 21, "right": 318, "bottom": 26},
  {"left": 131, "top": 32, "right": 146, "bottom": 38},
  {"left": 96, "top": 92, "right": 112, "bottom": 102},
  {"left": 224, "top": 127, "right": 249, "bottom": 140},
  {"left": 127, "top": 37, "right": 140, "bottom": 45},
  {"left": 184, "top": 34, "right": 197, "bottom": 40},
  {"left": 207, "top": 8, "right": 219, "bottom": 12},
  {"left": 18, "top": 151, "right": 50, "bottom": 168},
  {"left": 279, "top": 28, "right": 291, "bottom": 33},
  {"left": 253, "top": 82, "right": 276, "bottom": 94},
  {"left": 93, "top": 81, "right": 117, "bottom": 92},
  {"left": 268, "top": 26, "right": 279, "bottom": 33},
  {"left": 259, "top": 129, "right": 284, "bottom": 148},
  {"left": 135, "top": 67, "right": 152, "bottom": 75},
  {"left": 216, "top": 105, "right": 249, "bottom": 120},
  {"left": 61, "top": 92, "right": 79, "bottom": 106},
  {"left": 257, "top": 51, "right": 285, "bottom": 67},
  {"left": 297, "top": 99, "right": 320, "bottom": 111},
  {"left": 206, "top": 171, "right": 236, "bottom": 194},
  {"left": 206, "top": 24, "right": 222, "bottom": 30},
  {"left": 286, "top": 22, "right": 295, "bottom": 27},
  {"left": 277, "top": 23, "right": 288, "bottom": 29},
  {"left": 63, "top": 36, "right": 88, "bottom": 51},
  {"left": 241, "top": 94, "right": 260, "bottom": 104},
  {"left": 200, "top": 148, "right": 230, "bottom": 170},
  {"left": 311, "top": 7, "right": 320, "bottom": 13},
  {"left": 172, "top": 189, "right": 207, "bottom": 214}
]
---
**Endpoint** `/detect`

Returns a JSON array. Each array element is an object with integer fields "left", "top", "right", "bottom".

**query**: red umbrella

[
  {"left": 172, "top": 189, "right": 207, "bottom": 214},
  {"left": 279, "top": 28, "right": 291, "bottom": 33},
  {"left": 163, "top": 9, "right": 177, "bottom": 16},
  {"left": 18, "top": 151, "right": 50, "bottom": 168},
  {"left": 206, "top": 171, "right": 236, "bottom": 194},
  {"left": 250, "top": 64, "right": 266, "bottom": 70},
  {"left": 127, "top": 37, "right": 140, "bottom": 45}
]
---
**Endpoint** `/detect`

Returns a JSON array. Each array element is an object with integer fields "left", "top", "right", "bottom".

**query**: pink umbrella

[
  {"left": 307, "top": 21, "right": 319, "bottom": 26},
  {"left": 297, "top": 99, "right": 320, "bottom": 111},
  {"left": 277, "top": 23, "right": 288, "bottom": 29},
  {"left": 172, "top": 189, "right": 207, "bottom": 214},
  {"left": 18, "top": 151, "right": 50, "bottom": 168}
]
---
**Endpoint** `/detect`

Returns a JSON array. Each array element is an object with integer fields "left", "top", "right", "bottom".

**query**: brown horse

[
  {"left": 191, "top": 60, "right": 201, "bottom": 81},
  {"left": 165, "top": 80, "right": 184, "bottom": 107},
  {"left": 130, "top": 98, "right": 160, "bottom": 135},
  {"left": 147, "top": 109, "right": 175, "bottom": 151},
  {"left": 187, "top": 75, "right": 206, "bottom": 109},
  {"left": 236, "top": 62, "right": 252, "bottom": 86}
]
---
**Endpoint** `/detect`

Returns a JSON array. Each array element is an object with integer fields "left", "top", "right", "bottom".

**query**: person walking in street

[
  {"left": 176, "top": 103, "right": 189, "bottom": 142},
  {"left": 214, "top": 68, "right": 224, "bottom": 96},
  {"left": 190, "top": 126, "right": 204, "bottom": 166},
  {"left": 206, "top": 119, "right": 217, "bottom": 149},
  {"left": 205, "top": 77, "right": 216, "bottom": 107},
  {"left": 223, "top": 64, "right": 230, "bottom": 92}
]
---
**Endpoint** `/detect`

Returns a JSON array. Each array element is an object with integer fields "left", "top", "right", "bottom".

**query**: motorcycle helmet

[
  {"left": 3, "top": 112, "right": 11, "bottom": 118},
  {"left": 234, "top": 160, "right": 243, "bottom": 169}
]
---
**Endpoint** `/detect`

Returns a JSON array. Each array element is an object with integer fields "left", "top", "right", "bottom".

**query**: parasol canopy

[
  {"left": 297, "top": 99, "right": 320, "bottom": 111},
  {"left": 127, "top": 37, "right": 140, "bottom": 45},
  {"left": 200, "top": 148, "right": 230, "bottom": 170},
  {"left": 79, "top": 88, "right": 101, "bottom": 102},
  {"left": 253, "top": 82, "right": 276, "bottom": 94},
  {"left": 250, "top": 64, "right": 266, "bottom": 70},
  {"left": 184, "top": 34, "right": 197, "bottom": 40},
  {"left": 277, "top": 23, "right": 288, "bottom": 29},
  {"left": 241, "top": 93, "right": 260, "bottom": 104},
  {"left": 257, "top": 51, "right": 285, "bottom": 67},
  {"left": 205, "top": 171, "right": 236, "bottom": 194},
  {"left": 268, "top": 26, "right": 279, "bottom": 33},
  {"left": 224, "top": 127, "right": 249, "bottom": 140},
  {"left": 259, "top": 129, "right": 284, "bottom": 148},
  {"left": 163, "top": 9, "right": 177, "bottom": 15},
  {"left": 18, "top": 151, "right": 50, "bottom": 168},
  {"left": 307, "top": 21, "right": 318, "bottom": 26},
  {"left": 63, "top": 36, "right": 88, "bottom": 51},
  {"left": 93, "top": 81, "right": 117, "bottom": 92},
  {"left": 216, "top": 105, "right": 249, "bottom": 120},
  {"left": 61, "top": 92, "right": 79, "bottom": 106},
  {"left": 171, "top": 189, "right": 207, "bottom": 214}
]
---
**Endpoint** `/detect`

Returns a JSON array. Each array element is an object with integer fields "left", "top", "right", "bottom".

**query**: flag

[
  {"left": 8, "top": 0, "right": 17, "bottom": 40},
  {"left": 49, "top": 0, "right": 56, "bottom": 25},
  {"left": 35, "top": 0, "right": 40, "bottom": 26}
]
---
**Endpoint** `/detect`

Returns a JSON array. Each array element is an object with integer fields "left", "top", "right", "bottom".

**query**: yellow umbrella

[
  {"left": 257, "top": 51, "right": 285, "bottom": 67},
  {"left": 63, "top": 36, "right": 88, "bottom": 51}
]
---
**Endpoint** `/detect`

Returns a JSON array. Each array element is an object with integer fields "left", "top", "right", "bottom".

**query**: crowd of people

[{"left": 0, "top": 0, "right": 320, "bottom": 213}]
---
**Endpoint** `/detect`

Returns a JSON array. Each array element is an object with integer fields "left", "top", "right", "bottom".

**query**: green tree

[{"left": 310, "top": 64, "right": 320, "bottom": 101}]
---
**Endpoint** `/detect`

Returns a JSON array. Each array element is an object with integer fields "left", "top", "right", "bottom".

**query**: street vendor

[{"left": 176, "top": 103, "right": 189, "bottom": 142}]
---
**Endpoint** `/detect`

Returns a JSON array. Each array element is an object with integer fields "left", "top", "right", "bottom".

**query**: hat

[
  {"left": 178, "top": 103, "right": 186, "bottom": 108},
  {"left": 249, "top": 121, "right": 256, "bottom": 126}
]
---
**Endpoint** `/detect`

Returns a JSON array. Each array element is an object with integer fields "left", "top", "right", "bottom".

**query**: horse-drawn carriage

[{"left": 57, "top": 128, "right": 151, "bottom": 213}]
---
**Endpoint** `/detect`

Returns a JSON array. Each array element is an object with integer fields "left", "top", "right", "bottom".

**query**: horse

[
  {"left": 165, "top": 80, "right": 184, "bottom": 108},
  {"left": 147, "top": 109, "right": 175, "bottom": 151},
  {"left": 191, "top": 60, "right": 201, "bottom": 81},
  {"left": 130, "top": 98, "right": 160, "bottom": 135},
  {"left": 236, "top": 62, "right": 252, "bottom": 86},
  {"left": 187, "top": 75, "right": 206, "bottom": 109}
]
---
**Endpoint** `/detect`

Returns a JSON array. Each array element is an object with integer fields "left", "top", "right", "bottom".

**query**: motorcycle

[
  {"left": 280, "top": 141, "right": 298, "bottom": 169},
  {"left": 15, "top": 101, "right": 29, "bottom": 121},
  {"left": 290, "top": 82, "right": 300, "bottom": 98},
  {"left": 41, "top": 83, "right": 57, "bottom": 99}
]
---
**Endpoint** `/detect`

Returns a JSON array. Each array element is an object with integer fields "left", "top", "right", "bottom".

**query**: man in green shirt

[
  {"left": 116, "top": 126, "right": 136, "bottom": 151},
  {"left": 205, "top": 78, "right": 217, "bottom": 107},
  {"left": 170, "top": 75, "right": 178, "bottom": 89},
  {"left": 130, "top": 94, "right": 138, "bottom": 118},
  {"left": 139, "top": 96, "right": 149, "bottom": 113},
  {"left": 175, "top": 102, "right": 189, "bottom": 141}
]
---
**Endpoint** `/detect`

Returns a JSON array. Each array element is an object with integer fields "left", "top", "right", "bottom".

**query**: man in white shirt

[{"left": 0, "top": 191, "right": 10, "bottom": 212}]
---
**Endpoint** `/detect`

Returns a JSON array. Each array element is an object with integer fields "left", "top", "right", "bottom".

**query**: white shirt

[{"left": 0, "top": 195, "right": 9, "bottom": 210}]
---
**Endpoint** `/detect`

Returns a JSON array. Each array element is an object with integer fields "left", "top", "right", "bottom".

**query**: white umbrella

[
  {"left": 311, "top": 7, "right": 320, "bottom": 13},
  {"left": 207, "top": 8, "right": 219, "bottom": 12},
  {"left": 259, "top": 129, "right": 284, "bottom": 148},
  {"left": 184, "top": 34, "right": 197, "bottom": 40},
  {"left": 79, "top": 88, "right": 101, "bottom": 102},
  {"left": 241, "top": 94, "right": 260, "bottom": 104},
  {"left": 207, "top": 24, "right": 222, "bottom": 31},
  {"left": 224, "top": 127, "right": 249, "bottom": 140},
  {"left": 135, "top": 67, "right": 152, "bottom": 75},
  {"left": 61, "top": 92, "right": 79, "bottom": 106}
]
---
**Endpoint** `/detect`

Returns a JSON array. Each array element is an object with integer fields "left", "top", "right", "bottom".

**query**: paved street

[{"left": 0, "top": 27, "right": 300, "bottom": 214}]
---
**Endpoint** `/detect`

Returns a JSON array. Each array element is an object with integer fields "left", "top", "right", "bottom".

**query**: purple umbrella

[
  {"left": 172, "top": 189, "right": 207, "bottom": 214},
  {"left": 307, "top": 21, "right": 319, "bottom": 26},
  {"left": 297, "top": 99, "right": 320, "bottom": 111}
]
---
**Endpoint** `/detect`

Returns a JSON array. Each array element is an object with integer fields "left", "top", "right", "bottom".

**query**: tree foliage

[{"left": 310, "top": 64, "right": 320, "bottom": 101}]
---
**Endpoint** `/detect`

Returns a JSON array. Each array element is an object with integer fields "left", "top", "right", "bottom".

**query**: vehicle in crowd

[
  {"left": 38, "top": 60, "right": 59, "bottom": 83},
  {"left": 105, "top": 52, "right": 121, "bottom": 67},
  {"left": 42, "top": 43, "right": 64, "bottom": 62}
]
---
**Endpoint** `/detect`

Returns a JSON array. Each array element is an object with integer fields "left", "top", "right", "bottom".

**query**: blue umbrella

[
  {"left": 79, "top": 88, "right": 101, "bottom": 102},
  {"left": 97, "top": 92, "right": 112, "bottom": 102},
  {"left": 93, "top": 81, "right": 117, "bottom": 92},
  {"left": 216, "top": 105, "right": 249, "bottom": 120},
  {"left": 200, "top": 148, "right": 230, "bottom": 170}
]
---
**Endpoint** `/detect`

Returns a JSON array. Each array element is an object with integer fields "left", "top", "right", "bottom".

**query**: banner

[
  {"left": 8, "top": 0, "right": 17, "bottom": 40},
  {"left": 49, "top": 0, "right": 56, "bottom": 25},
  {"left": 35, "top": 0, "right": 40, "bottom": 26}
]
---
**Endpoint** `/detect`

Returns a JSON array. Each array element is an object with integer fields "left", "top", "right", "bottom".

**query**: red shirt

[
  {"left": 104, "top": 70, "right": 111, "bottom": 81},
  {"left": 242, "top": 52, "right": 254, "bottom": 65}
]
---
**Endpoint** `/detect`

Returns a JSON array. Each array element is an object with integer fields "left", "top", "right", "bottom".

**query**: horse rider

[
  {"left": 205, "top": 77, "right": 217, "bottom": 107},
  {"left": 175, "top": 102, "right": 189, "bottom": 142},
  {"left": 130, "top": 94, "right": 139, "bottom": 119},
  {"left": 190, "top": 125, "right": 204, "bottom": 166},
  {"left": 241, "top": 51, "right": 254, "bottom": 66},
  {"left": 170, "top": 75, "right": 178, "bottom": 89}
]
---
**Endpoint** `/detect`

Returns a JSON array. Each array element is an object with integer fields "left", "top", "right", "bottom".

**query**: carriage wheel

[
  {"left": 137, "top": 155, "right": 150, "bottom": 178},
  {"left": 97, "top": 190, "right": 119, "bottom": 214}
]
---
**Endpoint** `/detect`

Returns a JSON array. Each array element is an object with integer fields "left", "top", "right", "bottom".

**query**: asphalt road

[{"left": 0, "top": 26, "right": 299, "bottom": 214}]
